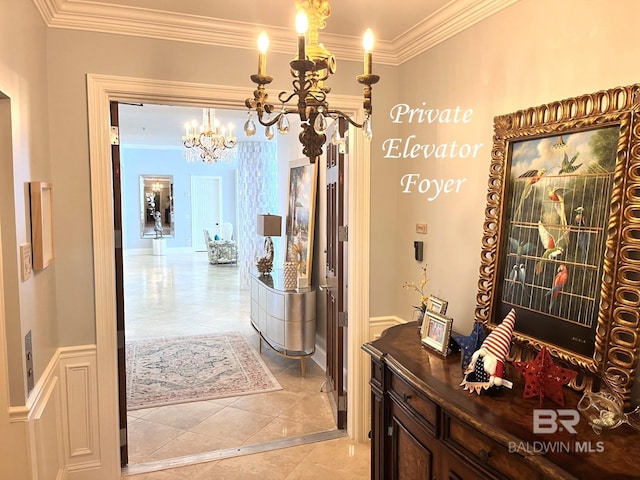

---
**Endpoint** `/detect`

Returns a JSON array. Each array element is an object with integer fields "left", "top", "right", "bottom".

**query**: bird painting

[
  {"left": 515, "top": 168, "right": 546, "bottom": 221},
  {"left": 558, "top": 152, "right": 583, "bottom": 175},
  {"left": 574, "top": 206, "right": 591, "bottom": 264},
  {"left": 545, "top": 264, "right": 569, "bottom": 312},
  {"left": 547, "top": 187, "right": 572, "bottom": 227},
  {"left": 535, "top": 221, "right": 567, "bottom": 275}
]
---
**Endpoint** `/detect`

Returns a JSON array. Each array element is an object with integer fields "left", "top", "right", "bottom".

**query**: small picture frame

[
  {"left": 421, "top": 310, "right": 453, "bottom": 356},
  {"left": 29, "top": 182, "right": 54, "bottom": 270},
  {"left": 426, "top": 295, "right": 448, "bottom": 315}
]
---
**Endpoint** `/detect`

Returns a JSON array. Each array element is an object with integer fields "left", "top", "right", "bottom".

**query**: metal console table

[{"left": 250, "top": 270, "right": 316, "bottom": 376}]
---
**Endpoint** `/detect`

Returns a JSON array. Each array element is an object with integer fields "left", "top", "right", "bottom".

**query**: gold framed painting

[
  {"left": 285, "top": 158, "right": 318, "bottom": 280},
  {"left": 475, "top": 84, "right": 640, "bottom": 407},
  {"left": 30, "top": 181, "right": 54, "bottom": 270}
]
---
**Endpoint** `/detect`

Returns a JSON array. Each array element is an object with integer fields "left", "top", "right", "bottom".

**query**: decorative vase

[
  {"left": 414, "top": 310, "right": 425, "bottom": 336},
  {"left": 283, "top": 262, "right": 297, "bottom": 290}
]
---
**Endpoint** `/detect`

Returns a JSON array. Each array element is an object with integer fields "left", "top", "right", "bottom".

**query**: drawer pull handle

[
  {"left": 402, "top": 393, "right": 412, "bottom": 402},
  {"left": 479, "top": 449, "right": 491, "bottom": 463}
]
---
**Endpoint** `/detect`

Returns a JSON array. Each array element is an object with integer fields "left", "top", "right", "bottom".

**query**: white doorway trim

[{"left": 86, "top": 74, "right": 371, "bottom": 471}]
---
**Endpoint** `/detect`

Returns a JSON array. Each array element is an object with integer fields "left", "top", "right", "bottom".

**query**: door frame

[{"left": 86, "top": 74, "right": 371, "bottom": 470}]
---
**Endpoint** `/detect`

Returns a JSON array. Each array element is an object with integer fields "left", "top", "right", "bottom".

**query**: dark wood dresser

[{"left": 362, "top": 323, "right": 640, "bottom": 480}]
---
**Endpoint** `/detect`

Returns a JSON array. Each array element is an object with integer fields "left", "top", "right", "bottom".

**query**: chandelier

[
  {"left": 182, "top": 108, "right": 237, "bottom": 163},
  {"left": 244, "top": 0, "right": 379, "bottom": 163}
]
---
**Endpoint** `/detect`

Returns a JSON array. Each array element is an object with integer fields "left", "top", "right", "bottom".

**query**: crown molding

[
  {"left": 393, "top": 0, "right": 520, "bottom": 64},
  {"left": 32, "top": 0, "right": 519, "bottom": 66}
]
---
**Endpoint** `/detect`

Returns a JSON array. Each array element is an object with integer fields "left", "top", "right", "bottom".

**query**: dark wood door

[
  {"left": 110, "top": 102, "right": 128, "bottom": 466},
  {"left": 324, "top": 118, "right": 348, "bottom": 429}
]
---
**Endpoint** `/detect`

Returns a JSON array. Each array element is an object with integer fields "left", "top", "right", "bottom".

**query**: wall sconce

[{"left": 256, "top": 214, "right": 282, "bottom": 275}]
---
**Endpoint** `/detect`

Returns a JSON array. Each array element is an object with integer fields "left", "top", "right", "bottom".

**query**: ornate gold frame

[{"left": 475, "top": 84, "right": 640, "bottom": 409}]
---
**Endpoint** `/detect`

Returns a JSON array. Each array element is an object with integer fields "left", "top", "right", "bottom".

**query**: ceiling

[{"left": 34, "top": 0, "right": 519, "bottom": 147}]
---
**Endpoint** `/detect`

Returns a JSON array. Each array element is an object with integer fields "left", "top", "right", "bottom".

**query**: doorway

[
  {"left": 190, "top": 176, "right": 222, "bottom": 252},
  {"left": 114, "top": 101, "right": 339, "bottom": 468},
  {"left": 87, "top": 74, "right": 371, "bottom": 475}
]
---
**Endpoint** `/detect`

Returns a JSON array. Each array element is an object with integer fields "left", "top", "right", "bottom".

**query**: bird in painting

[
  {"left": 547, "top": 187, "right": 572, "bottom": 227},
  {"left": 544, "top": 264, "right": 568, "bottom": 312},
  {"left": 506, "top": 263, "right": 528, "bottom": 298},
  {"left": 574, "top": 206, "right": 591, "bottom": 264},
  {"left": 515, "top": 168, "right": 546, "bottom": 221},
  {"left": 509, "top": 237, "right": 535, "bottom": 263},
  {"left": 535, "top": 221, "right": 567, "bottom": 275},
  {"left": 558, "top": 152, "right": 583, "bottom": 175}
]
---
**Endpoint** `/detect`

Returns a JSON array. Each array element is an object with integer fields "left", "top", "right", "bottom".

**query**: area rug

[{"left": 126, "top": 332, "right": 281, "bottom": 410}]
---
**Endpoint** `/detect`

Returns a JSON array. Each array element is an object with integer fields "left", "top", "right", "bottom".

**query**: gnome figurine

[{"left": 461, "top": 308, "right": 516, "bottom": 394}]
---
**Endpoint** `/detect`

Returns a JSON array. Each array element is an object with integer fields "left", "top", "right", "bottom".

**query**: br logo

[{"left": 533, "top": 409, "right": 580, "bottom": 434}]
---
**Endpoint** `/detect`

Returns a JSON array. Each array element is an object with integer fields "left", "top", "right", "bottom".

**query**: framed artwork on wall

[
  {"left": 285, "top": 158, "right": 318, "bottom": 280},
  {"left": 30, "top": 181, "right": 54, "bottom": 270},
  {"left": 475, "top": 84, "right": 640, "bottom": 406}
]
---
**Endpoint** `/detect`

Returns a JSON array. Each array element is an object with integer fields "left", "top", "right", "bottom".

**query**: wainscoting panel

[
  {"left": 59, "top": 346, "right": 101, "bottom": 478},
  {"left": 32, "top": 375, "right": 66, "bottom": 480}
]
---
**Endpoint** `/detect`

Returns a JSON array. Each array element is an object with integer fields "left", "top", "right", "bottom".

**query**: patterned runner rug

[{"left": 126, "top": 332, "right": 281, "bottom": 410}]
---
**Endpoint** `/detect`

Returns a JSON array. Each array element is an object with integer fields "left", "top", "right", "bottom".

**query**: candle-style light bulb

[
  {"left": 295, "top": 12, "right": 308, "bottom": 60},
  {"left": 363, "top": 28, "right": 374, "bottom": 75},
  {"left": 257, "top": 31, "right": 269, "bottom": 76}
]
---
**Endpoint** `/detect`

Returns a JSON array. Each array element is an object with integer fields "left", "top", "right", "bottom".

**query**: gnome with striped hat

[{"left": 461, "top": 308, "right": 516, "bottom": 394}]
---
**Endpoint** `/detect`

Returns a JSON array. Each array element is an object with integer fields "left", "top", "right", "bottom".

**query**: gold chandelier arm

[
  {"left": 324, "top": 110, "right": 363, "bottom": 128},
  {"left": 255, "top": 109, "right": 297, "bottom": 128}
]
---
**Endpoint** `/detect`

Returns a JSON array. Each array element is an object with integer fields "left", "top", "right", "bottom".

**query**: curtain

[{"left": 236, "top": 141, "right": 278, "bottom": 288}]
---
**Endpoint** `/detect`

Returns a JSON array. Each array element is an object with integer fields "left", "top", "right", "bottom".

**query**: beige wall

[
  {"left": 0, "top": 0, "right": 52, "bottom": 476},
  {"left": 391, "top": 0, "right": 640, "bottom": 337},
  {"left": 0, "top": 0, "right": 57, "bottom": 409}
]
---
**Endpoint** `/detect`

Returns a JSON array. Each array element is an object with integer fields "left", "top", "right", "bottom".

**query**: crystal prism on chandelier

[
  {"left": 182, "top": 108, "right": 237, "bottom": 163},
  {"left": 244, "top": 0, "right": 380, "bottom": 163}
]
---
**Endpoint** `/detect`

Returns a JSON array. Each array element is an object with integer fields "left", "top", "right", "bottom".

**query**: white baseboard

[{"left": 124, "top": 246, "right": 195, "bottom": 256}]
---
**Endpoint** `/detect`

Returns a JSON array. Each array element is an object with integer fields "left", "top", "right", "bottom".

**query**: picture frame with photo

[
  {"left": 421, "top": 310, "right": 454, "bottom": 356},
  {"left": 426, "top": 295, "right": 448, "bottom": 315}
]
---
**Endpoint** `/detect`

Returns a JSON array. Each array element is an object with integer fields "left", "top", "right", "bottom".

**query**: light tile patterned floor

[{"left": 122, "top": 252, "right": 369, "bottom": 478}]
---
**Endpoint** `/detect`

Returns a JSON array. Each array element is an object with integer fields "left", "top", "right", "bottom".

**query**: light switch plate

[
  {"left": 20, "top": 244, "right": 33, "bottom": 281},
  {"left": 416, "top": 223, "right": 428, "bottom": 234}
]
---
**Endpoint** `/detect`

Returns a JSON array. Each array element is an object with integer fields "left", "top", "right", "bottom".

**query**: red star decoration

[{"left": 514, "top": 347, "right": 577, "bottom": 407}]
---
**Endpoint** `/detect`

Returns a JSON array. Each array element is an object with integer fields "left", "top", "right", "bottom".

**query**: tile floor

[{"left": 121, "top": 252, "right": 370, "bottom": 478}]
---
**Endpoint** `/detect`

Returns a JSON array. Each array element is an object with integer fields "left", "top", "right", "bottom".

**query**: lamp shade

[{"left": 257, "top": 214, "right": 282, "bottom": 237}]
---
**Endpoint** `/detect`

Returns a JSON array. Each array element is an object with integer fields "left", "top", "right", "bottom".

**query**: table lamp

[{"left": 256, "top": 214, "right": 282, "bottom": 275}]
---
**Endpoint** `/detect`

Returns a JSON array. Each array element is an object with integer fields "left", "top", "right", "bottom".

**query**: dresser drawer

[
  {"left": 390, "top": 374, "right": 438, "bottom": 433},
  {"left": 443, "top": 413, "right": 542, "bottom": 480}
]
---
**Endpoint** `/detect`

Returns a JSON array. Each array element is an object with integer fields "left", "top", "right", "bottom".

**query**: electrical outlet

[
  {"left": 416, "top": 223, "right": 428, "bottom": 234},
  {"left": 25, "top": 331, "right": 34, "bottom": 395}
]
